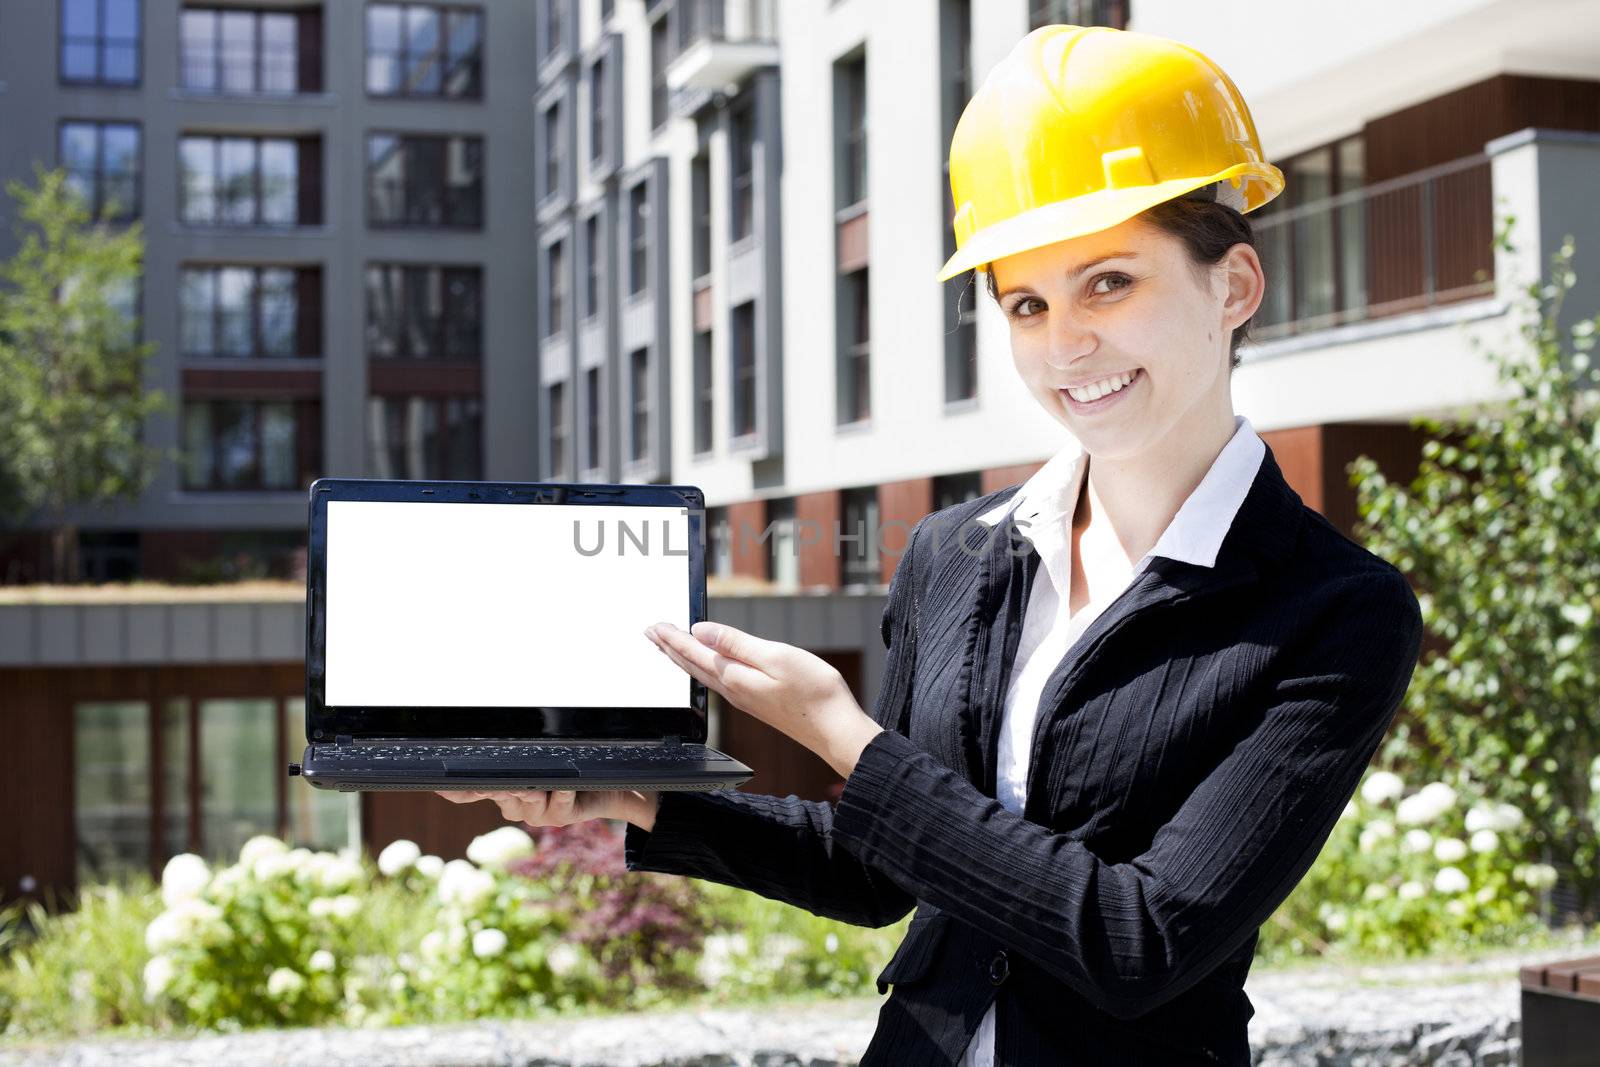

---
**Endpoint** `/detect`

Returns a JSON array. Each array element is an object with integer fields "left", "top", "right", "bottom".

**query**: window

[
  {"left": 588, "top": 54, "right": 608, "bottom": 165},
  {"left": 691, "top": 151, "right": 711, "bottom": 276},
  {"left": 365, "top": 264, "right": 482, "bottom": 359},
  {"left": 542, "top": 0, "right": 567, "bottom": 59},
  {"left": 583, "top": 214, "right": 600, "bottom": 320},
  {"left": 729, "top": 104, "right": 754, "bottom": 242},
  {"left": 1028, "top": 0, "right": 1128, "bottom": 31},
  {"left": 180, "top": 135, "right": 315, "bottom": 226},
  {"left": 837, "top": 54, "right": 867, "bottom": 208},
  {"left": 601, "top": 0, "right": 614, "bottom": 20},
  {"left": 649, "top": 13, "right": 670, "bottom": 132},
  {"left": 283, "top": 697, "right": 351, "bottom": 851},
  {"left": 366, "top": 3, "right": 482, "bottom": 98},
  {"left": 60, "top": 0, "right": 140, "bottom": 86},
  {"left": 841, "top": 267, "right": 869, "bottom": 423},
  {"left": 59, "top": 121, "right": 140, "bottom": 221},
  {"left": 367, "top": 133, "right": 484, "bottom": 228},
  {"left": 933, "top": 471, "right": 981, "bottom": 512},
  {"left": 678, "top": 0, "right": 711, "bottom": 52},
  {"left": 546, "top": 380, "right": 568, "bottom": 478},
  {"left": 180, "top": 7, "right": 312, "bottom": 95},
  {"left": 182, "top": 397, "right": 321, "bottom": 491},
  {"left": 732, "top": 301, "right": 756, "bottom": 438},
  {"left": 181, "top": 265, "right": 320, "bottom": 359},
  {"left": 584, "top": 365, "right": 601, "bottom": 472},
  {"left": 545, "top": 238, "right": 567, "bottom": 339},
  {"left": 941, "top": 0, "right": 976, "bottom": 402},
  {"left": 767, "top": 495, "right": 797, "bottom": 588},
  {"left": 629, "top": 348, "right": 650, "bottom": 462},
  {"left": 366, "top": 394, "right": 482, "bottom": 478},
  {"left": 199, "top": 698, "right": 279, "bottom": 859},
  {"left": 541, "top": 97, "right": 565, "bottom": 203},
  {"left": 693, "top": 328, "right": 712, "bottom": 454},
  {"left": 628, "top": 181, "right": 650, "bottom": 296},
  {"left": 74, "top": 701, "right": 159, "bottom": 883},
  {"left": 840, "top": 486, "right": 880, "bottom": 587}
]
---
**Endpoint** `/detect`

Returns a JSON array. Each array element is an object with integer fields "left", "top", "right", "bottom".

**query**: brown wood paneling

[
  {"left": 1259, "top": 426, "right": 1327, "bottom": 515},
  {"left": 182, "top": 367, "right": 323, "bottom": 396},
  {"left": 692, "top": 281, "right": 714, "bottom": 333},
  {"left": 367, "top": 360, "right": 483, "bottom": 395},
  {"left": 795, "top": 489, "right": 841, "bottom": 590},
  {"left": 837, "top": 211, "right": 869, "bottom": 273},
  {"left": 877, "top": 477, "right": 933, "bottom": 584},
  {"left": 364, "top": 790, "right": 508, "bottom": 865},
  {"left": 0, "top": 670, "right": 76, "bottom": 909},
  {"left": 725, "top": 499, "right": 769, "bottom": 580}
]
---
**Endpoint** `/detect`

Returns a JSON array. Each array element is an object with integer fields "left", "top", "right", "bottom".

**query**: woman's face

[{"left": 987, "top": 215, "right": 1263, "bottom": 462}]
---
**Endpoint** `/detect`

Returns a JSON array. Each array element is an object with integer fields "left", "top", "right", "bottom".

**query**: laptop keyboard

[{"left": 317, "top": 742, "right": 727, "bottom": 764}]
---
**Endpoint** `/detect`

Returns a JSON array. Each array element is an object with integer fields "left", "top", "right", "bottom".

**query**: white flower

[
  {"left": 1433, "top": 837, "right": 1468, "bottom": 863},
  {"left": 1517, "top": 862, "right": 1558, "bottom": 889},
  {"left": 760, "top": 934, "right": 805, "bottom": 969},
  {"left": 266, "top": 967, "right": 305, "bottom": 998},
  {"left": 1396, "top": 783, "right": 1455, "bottom": 826},
  {"left": 142, "top": 955, "right": 175, "bottom": 1001},
  {"left": 315, "top": 853, "right": 365, "bottom": 892},
  {"left": 1445, "top": 898, "right": 1469, "bottom": 918},
  {"left": 1358, "top": 819, "right": 1394, "bottom": 853},
  {"left": 465, "top": 826, "right": 536, "bottom": 871},
  {"left": 160, "top": 854, "right": 211, "bottom": 908},
  {"left": 437, "top": 859, "right": 496, "bottom": 908},
  {"left": 1398, "top": 880, "right": 1426, "bottom": 901},
  {"left": 1363, "top": 882, "right": 1391, "bottom": 902},
  {"left": 239, "top": 835, "right": 288, "bottom": 866},
  {"left": 1338, "top": 799, "right": 1357, "bottom": 822},
  {"left": 1434, "top": 866, "right": 1470, "bottom": 894},
  {"left": 1493, "top": 802, "right": 1525, "bottom": 832},
  {"left": 1360, "top": 771, "right": 1405, "bottom": 805},
  {"left": 146, "top": 898, "right": 225, "bottom": 953},
  {"left": 695, "top": 933, "right": 747, "bottom": 988},
  {"left": 1323, "top": 910, "right": 1348, "bottom": 932},
  {"left": 1470, "top": 829, "right": 1499, "bottom": 854},
  {"left": 1475, "top": 885, "right": 1497, "bottom": 904},
  {"left": 471, "top": 927, "right": 508, "bottom": 959},
  {"left": 330, "top": 894, "right": 361, "bottom": 920},
  {"left": 420, "top": 930, "right": 449, "bottom": 963},
  {"left": 252, "top": 850, "right": 298, "bottom": 882},
  {"left": 387, "top": 973, "right": 407, "bottom": 992},
  {"left": 377, "top": 839, "right": 422, "bottom": 877},
  {"left": 824, "top": 932, "right": 839, "bottom": 954},
  {"left": 1401, "top": 828, "right": 1434, "bottom": 855},
  {"left": 1465, "top": 803, "right": 1496, "bottom": 834},
  {"left": 547, "top": 942, "right": 580, "bottom": 976},
  {"left": 415, "top": 855, "right": 445, "bottom": 879},
  {"left": 308, "top": 949, "right": 336, "bottom": 973},
  {"left": 145, "top": 910, "right": 182, "bottom": 954}
]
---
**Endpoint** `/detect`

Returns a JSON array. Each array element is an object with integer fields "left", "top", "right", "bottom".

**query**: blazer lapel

[{"left": 956, "top": 443, "right": 1308, "bottom": 813}]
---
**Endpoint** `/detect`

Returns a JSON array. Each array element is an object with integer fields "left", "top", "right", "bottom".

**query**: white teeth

[{"left": 1066, "top": 370, "right": 1136, "bottom": 403}]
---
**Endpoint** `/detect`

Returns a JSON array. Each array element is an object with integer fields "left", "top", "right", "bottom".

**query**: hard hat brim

[{"left": 935, "top": 161, "right": 1285, "bottom": 283}]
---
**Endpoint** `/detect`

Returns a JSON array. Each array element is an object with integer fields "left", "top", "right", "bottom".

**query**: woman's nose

[{"left": 1042, "top": 324, "right": 1097, "bottom": 370}]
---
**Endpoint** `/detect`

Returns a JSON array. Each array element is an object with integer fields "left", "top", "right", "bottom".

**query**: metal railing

[{"left": 1251, "top": 152, "right": 1496, "bottom": 342}]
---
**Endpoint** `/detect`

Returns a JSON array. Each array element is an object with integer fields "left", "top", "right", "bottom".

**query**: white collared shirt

[{"left": 957, "top": 414, "right": 1266, "bottom": 1067}]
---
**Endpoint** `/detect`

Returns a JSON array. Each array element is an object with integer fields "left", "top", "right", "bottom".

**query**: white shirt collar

[{"left": 974, "top": 415, "right": 1266, "bottom": 582}]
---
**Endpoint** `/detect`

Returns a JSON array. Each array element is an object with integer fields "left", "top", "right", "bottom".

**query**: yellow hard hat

[{"left": 938, "top": 24, "right": 1285, "bottom": 283}]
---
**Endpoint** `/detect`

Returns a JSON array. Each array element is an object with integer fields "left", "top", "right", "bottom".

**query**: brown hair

[{"left": 980, "top": 187, "right": 1259, "bottom": 371}]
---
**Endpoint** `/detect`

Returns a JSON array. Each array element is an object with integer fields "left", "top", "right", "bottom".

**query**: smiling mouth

[{"left": 1059, "top": 368, "right": 1144, "bottom": 408}]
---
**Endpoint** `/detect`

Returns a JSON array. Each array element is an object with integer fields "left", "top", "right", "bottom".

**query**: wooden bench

[{"left": 1521, "top": 954, "right": 1600, "bottom": 1065}]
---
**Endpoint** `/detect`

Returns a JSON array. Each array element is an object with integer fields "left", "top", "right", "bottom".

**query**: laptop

[{"left": 288, "top": 477, "right": 755, "bottom": 793}]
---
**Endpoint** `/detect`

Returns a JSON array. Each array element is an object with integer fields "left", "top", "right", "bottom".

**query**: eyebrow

[{"left": 994, "top": 250, "right": 1140, "bottom": 301}]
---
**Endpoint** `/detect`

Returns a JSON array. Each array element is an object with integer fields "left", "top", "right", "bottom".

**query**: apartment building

[{"left": 3, "top": 0, "right": 1598, "bottom": 907}]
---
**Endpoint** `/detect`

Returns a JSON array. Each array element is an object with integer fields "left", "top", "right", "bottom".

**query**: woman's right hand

[{"left": 435, "top": 787, "right": 660, "bottom": 831}]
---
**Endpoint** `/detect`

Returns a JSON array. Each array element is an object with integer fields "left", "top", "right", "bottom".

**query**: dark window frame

[
  {"left": 546, "top": 379, "right": 569, "bottom": 479},
  {"left": 179, "top": 6, "right": 304, "bottom": 96},
  {"left": 181, "top": 395, "right": 320, "bottom": 492},
  {"left": 545, "top": 237, "right": 568, "bottom": 340},
  {"left": 364, "top": 262, "right": 483, "bottom": 361},
  {"left": 731, "top": 300, "right": 757, "bottom": 439},
  {"left": 582, "top": 213, "right": 601, "bottom": 322},
  {"left": 365, "top": 391, "right": 483, "bottom": 479},
  {"left": 628, "top": 180, "right": 650, "bottom": 298},
  {"left": 1027, "top": 0, "right": 1129, "bottom": 31},
  {"left": 59, "top": 0, "right": 142, "bottom": 87},
  {"left": 729, "top": 102, "right": 755, "bottom": 243},
  {"left": 692, "top": 327, "right": 713, "bottom": 455},
  {"left": 583, "top": 364, "right": 602, "bottom": 473},
  {"left": 178, "top": 133, "right": 310, "bottom": 228},
  {"left": 58, "top": 118, "right": 142, "bottom": 222},
  {"left": 836, "top": 53, "right": 867, "bottom": 210},
  {"left": 364, "top": 1, "right": 484, "bottom": 100},
  {"left": 180, "top": 264, "right": 320, "bottom": 360},
  {"left": 628, "top": 347, "right": 650, "bottom": 463},
  {"left": 365, "top": 131, "right": 485, "bottom": 230}
]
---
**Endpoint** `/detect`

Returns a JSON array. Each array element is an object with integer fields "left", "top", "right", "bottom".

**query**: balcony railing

[{"left": 1251, "top": 152, "right": 1496, "bottom": 342}]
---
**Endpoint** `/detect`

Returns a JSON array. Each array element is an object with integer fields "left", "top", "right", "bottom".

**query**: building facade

[{"left": 2, "top": 0, "right": 1598, "bottom": 905}]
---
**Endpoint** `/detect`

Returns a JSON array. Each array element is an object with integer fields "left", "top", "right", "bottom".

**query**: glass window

[
  {"left": 584, "top": 365, "right": 601, "bottom": 471},
  {"left": 198, "top": 699, "right": 278, "bottom": 862},
  {"left": 542, "top": 98, "right": 564, "bottom": 202},
  {"left": 283, "top": 698, "right": 353, "bottom": 851},
  {"left": 180, "top": 135, "right": 306, "bottom": 226},
  {"left": 588, "top": 54, "right": 607, "bottom": 165},
  {"left": 366, "top": 394, "right": 482, "bottom": 479},
  {"left": 367, "top": 133, "right": 483, "bottom": 228},
  {"left": 367, "top": 2, "right": 482, "bottom": 99},
  {"left": 732, "top": 301, "right": 756, "bottom": 437},
  {"left": 59, "top": 121, "right": 141, "bottom": 221},
  {"left": 583, "top": 214, "right": 600, "bottom": 320},
  {"left": 649, "top": 13, "right": 669, "bottom": 131},
  {"left": 693, "top": 328, "right": 712, "bottom": 454},
  {"left": 546, "top": 238, "right": 566, "bottom": 339},
  {"left": 545, "top": 380, "right": 567, "bottom": 478},
  {"left": 74, "top": 701, "right": 152, "bottom": 885},
  {"left": 629, "top": 347, "right": 649, "bottom": 462},
  {"left": 180, "top": 265, "right": 314, "bottom": 359},
  {"left": 730, "top": 104, "right": 755, "bottom": 242},
  {"left": 837, "top": 54, "right": 867, "bottom": 208},
  {"left": 61, "top": 0, "right": 141, "bottom": 86},
  {"left": 182, "top": 398, "right": 319, "bottom": 490},
  {"left": 629, "top": 181, "right": 649, "bottom": 296},
  {"left": 365, "top": 264, "right": 481, "bottom": 359},
  {"left": 1028, "top": 0, "right": 1128, "bottom": 31},
  {"left": 841, "top": 267, "right": 870, "bottom": 423},
  {"left": 840, "top": 487, "right": 880, "bottom": 587},
  {"left": 692, "top": 151, "right": 711, "bottom": 275}
]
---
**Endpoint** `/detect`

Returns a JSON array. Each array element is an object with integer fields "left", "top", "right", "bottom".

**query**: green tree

[
  {"left": 1349, "top": 215, "right": 1600, "bottom": 919},
  {"left": 0, "top": 165, "right": 166, "bottom": 582}
]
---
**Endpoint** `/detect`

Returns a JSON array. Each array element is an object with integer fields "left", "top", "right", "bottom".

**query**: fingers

[
  {"left": 435, "top": 790, "right": 488, "bottom": 804},
  {"left": 435, "top": 789, "right": 584, "bottom": 824},
  {"left": 649, "top": 623, "right": 768, "bottom": 699}
]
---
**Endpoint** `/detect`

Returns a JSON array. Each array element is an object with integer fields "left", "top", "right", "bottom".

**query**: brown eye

[
  {"left": 1009, "top": 296, "right": 1045, "bottom": 319},
  {"left": 1091, "top": 272, "right": 1132, "bottom": 296}
]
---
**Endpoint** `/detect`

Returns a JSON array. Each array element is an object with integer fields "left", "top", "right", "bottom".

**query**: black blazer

[{"left": 624, "top": 444, "right": 1424, "bottom": 1066}]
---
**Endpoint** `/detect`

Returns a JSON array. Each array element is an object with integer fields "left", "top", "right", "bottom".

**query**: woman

[{"left": 442, "top": 24, "right": 1425, "bottom": 1066}]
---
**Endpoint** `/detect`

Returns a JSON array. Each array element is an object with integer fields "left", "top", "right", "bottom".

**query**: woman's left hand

[{"left": 644, "top": 621, "right": 885, "bottom": 779}]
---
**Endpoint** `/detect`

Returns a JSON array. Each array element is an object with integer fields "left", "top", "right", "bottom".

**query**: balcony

[
  {"left": 664, "top": 0, "right": 778, "bottom": 95},
  {"left": 1251, "top": 152, "right": 1496, "bottom": 343}
]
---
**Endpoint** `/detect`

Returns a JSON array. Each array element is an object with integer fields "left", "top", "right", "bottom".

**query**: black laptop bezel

[{"left": 305, "top": 477, "right": 709, "bottom": 744}]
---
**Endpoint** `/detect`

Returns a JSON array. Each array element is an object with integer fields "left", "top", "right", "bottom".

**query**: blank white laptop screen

[{"left": 324, "top": 500, "right": 694, "bottom": 708}]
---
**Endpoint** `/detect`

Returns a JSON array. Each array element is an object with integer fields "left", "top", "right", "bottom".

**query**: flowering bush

[{"left": 1258, "top": 766, "right": 1557, "bottom": 962}]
